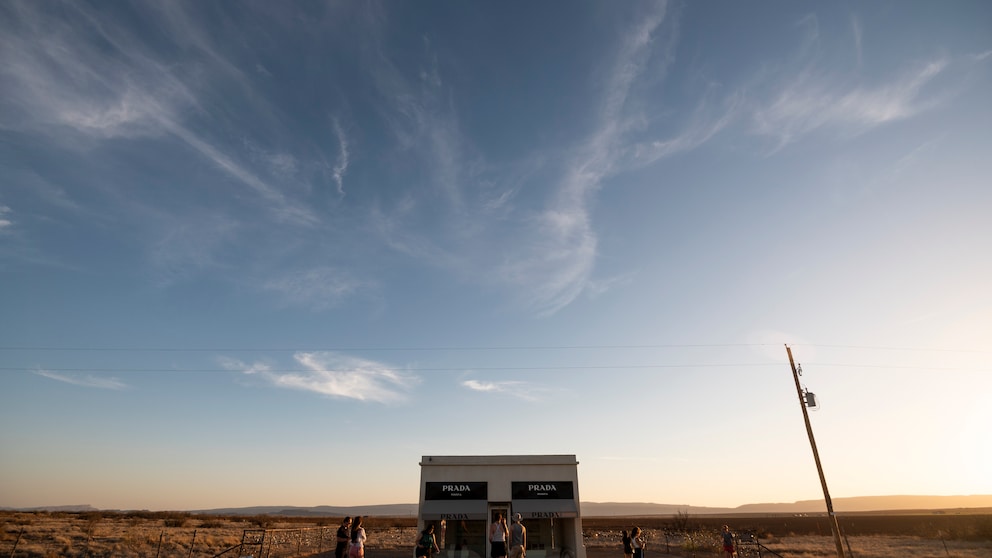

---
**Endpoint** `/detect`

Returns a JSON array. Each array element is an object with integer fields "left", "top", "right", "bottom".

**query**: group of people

[
  {"left": 338, "top": 515, "right": 735, "bottom": 558},
  {"left": 620, "top": 527, "right": 645, "bottom": 558},
  {"left": 489, "top": 513, "right": 526, "bottom": 558},
  {"left": 335, "top": 516, "right": 368, "bottom": 558},
  {"left": 621, "top": 525, "right": 736, "bottom": 558}
]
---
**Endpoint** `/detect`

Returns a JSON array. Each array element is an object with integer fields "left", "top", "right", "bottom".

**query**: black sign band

[
  {"left": 425, "top": 482, "right": 488, "bottom": 500},
  {"left": 511, "top": 481, "right": 574, "bottom": 500}
]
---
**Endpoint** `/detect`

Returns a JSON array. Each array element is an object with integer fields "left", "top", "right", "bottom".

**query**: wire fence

[{"left": 215, "top": 527, "right": 337, "bottom": 558}]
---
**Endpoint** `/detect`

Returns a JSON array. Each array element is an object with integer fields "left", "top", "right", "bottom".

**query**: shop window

[{"left": 441, "top": 520, "right": 486, "bottom": 558}]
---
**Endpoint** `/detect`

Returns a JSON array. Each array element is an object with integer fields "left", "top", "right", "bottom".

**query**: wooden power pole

[{"left": 786, "top": 344, "right": 846, "bottom": 558}]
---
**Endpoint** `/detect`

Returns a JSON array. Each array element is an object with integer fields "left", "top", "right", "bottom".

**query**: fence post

[
  {"left": 156, "top": 530, "right": 164, "bottom": 558},
  {"left": 188, "top": 529, "right": 197, "bottom": 558},
  {"left": 8, "top": 527, "right": 24, "bottom": 558}
]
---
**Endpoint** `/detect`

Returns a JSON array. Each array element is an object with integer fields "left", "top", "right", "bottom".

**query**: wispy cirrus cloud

[
  {"left": 146, "top": 214, "right": 240, "bottom": 285},
  {"left": 627, "top": 90, "right": 741, "bottom": 168},
  {"left": 462, "top": 378, "right": 546, "bottom": 402},
  {"left": 497, "top": 2, "right": 676, "bottom": 316},
  {"left": 220, "top": 352, "right": 416, "bottom": 403},
  {"left": 0, "top": 1, "right": 316, "bottom": 226},
  {"left": 331, "top": 118, "right": 351, "bottom": 197},
  {"left": 0, "top": 205, "right": 12, "bottom": 230},
  {"left": 364, "top": 2, "right": 691, "bottom": 317},
  {"left": 748, "top": 13, "right": 950, "bottom": 152},
  {"left": 851, "top": 15, "right": 864, "bottom": 69},
  {"left": 34, "top": 370, "right": 129, "bottom": 390},
  {"left": 368, "top": 30, "right": 467, "bottom": 210},
  {"left": 262, "top": 267, "right": 366, "bottom": 310}
]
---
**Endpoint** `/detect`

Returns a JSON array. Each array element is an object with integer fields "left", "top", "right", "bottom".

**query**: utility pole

[{"left": 786, "top": 344, "right": 846, "bottom": 558}]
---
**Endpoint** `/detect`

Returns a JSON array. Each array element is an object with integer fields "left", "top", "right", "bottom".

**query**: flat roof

[{"left": 420, "top": 455, "right": 577, "bottom": 466}]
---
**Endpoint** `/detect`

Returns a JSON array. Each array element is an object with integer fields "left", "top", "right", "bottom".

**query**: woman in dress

[
  {"left": 350, "top": 516, "right": 367, "bottom": 558},
  {"left": 418, "top": 524, "right": 440, "bottom": 558},
  {"left": 489, "top": 513, "right": 508, "bottom": 558},
  {"left": 621, "top": 530, "right": 632, "bottom": 558}
]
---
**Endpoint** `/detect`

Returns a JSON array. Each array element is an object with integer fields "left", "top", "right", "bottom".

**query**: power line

[
  {"left": 795, "top": 343, "right": 992, "bottom": 353},
  {"left": 5, "top": 363, "right": 780, "bottom": 373},
  {"left": 5, "top": 362, "right": 988, "bottom": 373},
  {"left": 0, "top": 343, "right": 987, "bottom": 353},
  {"left": 0, "top": 343, "right": 775, "bottom": 352}
]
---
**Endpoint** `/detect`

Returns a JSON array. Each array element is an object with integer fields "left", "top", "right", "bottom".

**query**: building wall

[{"left": 417, "top": 455, "right": 585, "bottom": 558}]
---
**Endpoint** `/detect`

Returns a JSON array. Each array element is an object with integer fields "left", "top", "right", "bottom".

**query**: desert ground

[{"left": 2, "top": 511, "right": 991, "bottom": 558}]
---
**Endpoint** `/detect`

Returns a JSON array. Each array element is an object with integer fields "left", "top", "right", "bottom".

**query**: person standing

[
  {"left": 490, "top": 513, "right": 509, "bottom": 558},
  {"left": 350, "top": 516, "right": 367, "bottom": 558},
  {"left": 508, "top": 513, "right": 527, "bottom": 558},
  {"left": 335, "top": 517, "right": 352, "bottom": 558},
  {"left": 630, "top": 527, "right": 645, "bottom": 558},
  {"left": 621, "top": 530, "right": 632, "bottom": 558},
  {"left": 721, "top": 525, "right": 735, "bottom": 558},
  {"left": 417, "top": 524, "right": 440, "bottom": 558}
]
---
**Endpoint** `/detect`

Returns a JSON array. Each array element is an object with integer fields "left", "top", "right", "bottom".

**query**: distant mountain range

[
  {"left": 580, "top": 495, "right": 992, "bottom": 516},
  {"left": 7, "top": 495, "right": 992, "bottom": 516}
]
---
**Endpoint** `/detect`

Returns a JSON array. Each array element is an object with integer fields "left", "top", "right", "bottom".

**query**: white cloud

[
  {"left": 34, "top": 370, "right": 128, "bottom": 390},
  {"left": 221, "top": 352, "right": 416, "bottom": 403},
  {"left": 461, "top": 378, "right": 545, "bottom": 402},
  {"left": 217, "top": 357, "right": 272, "bottom": 376},
  {"left": 331, "top": 118, "right": 350, "bottom": 196},
  {"left": 0, "top": 205, "right": 12, "bottom": 230},
  {"left": 463, "top": 380, "right": 503, "bottom": 392},
  {"left": 292, "top": 352, "right": 412, "bottom": 402}
]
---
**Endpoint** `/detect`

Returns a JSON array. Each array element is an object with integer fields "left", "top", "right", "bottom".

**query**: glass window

[
  {"left": 439, "top": 520, "right": 486, "bottom": 558},
  {"left": 525, "top": 518, "right": 553, "bottom": 555}
]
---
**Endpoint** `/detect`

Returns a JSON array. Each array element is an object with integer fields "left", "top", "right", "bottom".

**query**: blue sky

[{"left": 1, "top": 1, "right": 991, "bottom": 511}]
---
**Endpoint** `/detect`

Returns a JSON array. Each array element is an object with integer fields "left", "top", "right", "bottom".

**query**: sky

[{"left": 1, "top": 1, "right": 991, "bottom": 512}]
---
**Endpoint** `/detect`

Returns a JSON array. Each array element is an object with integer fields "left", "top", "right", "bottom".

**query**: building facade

[{"left": 418, "top": 455, "right": 585, "bottom": 558}]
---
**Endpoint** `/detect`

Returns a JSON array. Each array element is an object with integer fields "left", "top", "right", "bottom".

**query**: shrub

[
  {"left": 163, "top": 512, "right": 189, "bottom": 528},
  {"left": 250, "top": 514, "right": 273, "bottom": 528}
]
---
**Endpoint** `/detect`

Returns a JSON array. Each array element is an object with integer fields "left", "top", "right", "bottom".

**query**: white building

[{"left": 417, "top": 455, "right": 585, "bottom": 558}]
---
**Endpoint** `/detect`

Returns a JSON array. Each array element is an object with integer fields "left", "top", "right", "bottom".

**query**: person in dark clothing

[
  {"left": 509, "top": 513, "right": 527, "bottom": 558},
  {"left": 335, "top": 517, "right": 352, "bottom": 558},
  {"left": 721, "top": 525, "right": 735, "bottom": 558},
  {"left": 417, "top": 524, "right": 440, "bottom": 558},
  {"left": 621, "top": 530, "right": 632, "bottom": 558}
]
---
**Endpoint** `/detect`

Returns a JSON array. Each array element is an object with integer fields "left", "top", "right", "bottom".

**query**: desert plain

[{"left": 2, "top": 510, "right": 991, "bottom": 558}]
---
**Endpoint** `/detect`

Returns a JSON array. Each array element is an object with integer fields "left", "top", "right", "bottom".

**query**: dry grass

[
  {"left": 3, "top": 511, "right": 990, "bottom": 558},
  {"left": 0, "top": 511, "right": 413, "bottom": 558},
  {"left": 581, "top": 514, "right": 992, "bottom": 558}
]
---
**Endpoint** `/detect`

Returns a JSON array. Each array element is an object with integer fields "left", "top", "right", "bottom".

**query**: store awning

[
  {"left": 511, "top": 499, "right": 578, "bottom": 519},
  {"left": 420, "top": 500, "right": 489, "bottom": 520}
]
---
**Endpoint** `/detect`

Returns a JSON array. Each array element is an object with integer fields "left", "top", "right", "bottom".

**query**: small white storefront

[{"left": 418, "top": 455, "right": 585, "bottom": 558}]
